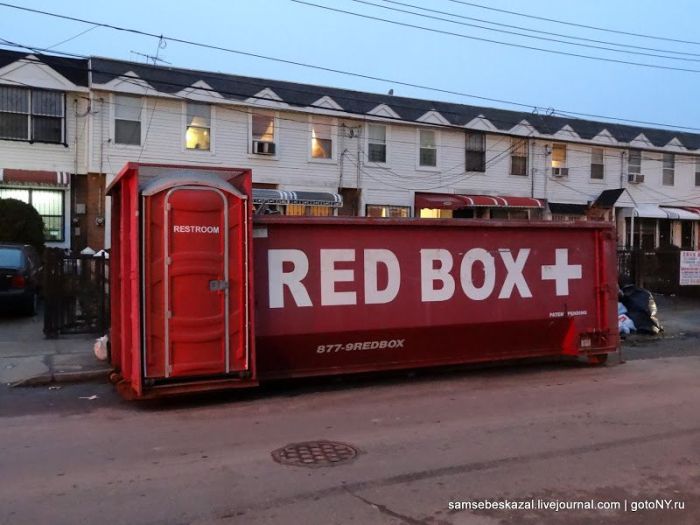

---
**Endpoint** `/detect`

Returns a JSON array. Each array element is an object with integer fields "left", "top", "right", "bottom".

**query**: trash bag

[
  {"left": 618, "top": 313, "right": 636, "bottom": 335},
  {"left": 620, "top": 285, "right": 663, "bottom": 335}
]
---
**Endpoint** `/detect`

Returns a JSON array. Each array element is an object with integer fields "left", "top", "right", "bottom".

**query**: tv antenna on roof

[{"left": 129, "top": 50, "right": 171, "bottom": 66}]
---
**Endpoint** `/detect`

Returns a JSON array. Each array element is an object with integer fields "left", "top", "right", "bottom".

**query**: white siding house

[
  {"left": 1, "top": 51, "right": 699, "bottom": 252},
  {"left": 0, "top": 51, "right": 90, "bottom": 248}
]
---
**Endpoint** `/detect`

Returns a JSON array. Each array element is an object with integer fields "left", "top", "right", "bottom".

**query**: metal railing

[{"left": 43, "top": 249, "right": 109, "bottom": 338}]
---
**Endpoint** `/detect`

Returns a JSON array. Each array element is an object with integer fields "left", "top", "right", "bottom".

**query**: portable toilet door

[{"left": 141, "top": 172, "right": 250, "bottom": 380}]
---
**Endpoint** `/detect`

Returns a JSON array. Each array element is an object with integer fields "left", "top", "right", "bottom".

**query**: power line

[
  {"left": 1, "top": 3, "right": 700, "bottom": 133},
  {"left": 290, "top": 0, "right": 700, "bottom": 74},
  {"left": 377, "top": 0, "right": 700, "bottom": 58},
  {"left": 351, "top": 0, "right": 700, "bottom": 63},
  {"left": 443, "top": 0, "right": 700, "bottom": 47}
]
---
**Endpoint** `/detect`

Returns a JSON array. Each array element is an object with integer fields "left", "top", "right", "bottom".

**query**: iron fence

[
  {"left": 617, "top": 248, "right": 682, "bottom": 294},
  {"left": 43, "top": 249, "right": 109, "bottom": 338}
]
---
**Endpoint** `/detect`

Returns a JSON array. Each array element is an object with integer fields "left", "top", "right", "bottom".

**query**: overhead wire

[
  {"left": 290, "top": 0, "right": 700, "bottom": 74},
  {"left": 349, "top": 0, "right": 700, "bottom": 63},
  {"left": 443, "top": 0, "right": 700, "bottom": 47},
  {"left": 376, "top": 0, "right": 700, "bottom": 58}
]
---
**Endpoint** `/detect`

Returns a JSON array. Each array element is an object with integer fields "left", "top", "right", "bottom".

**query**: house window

[
  {"left": 114, "top": 95, "right": 142, "bottom": 145},
  {"left": 591, "top": 147, "right": 605, "bottom": 180},
  {"left": 681, "top": 221, "right": 695, "bottom": 249},
  {"left": 551, "top": 143, "right": 567, "bottom": 168},
  {"left": 696, "top": 158, "right": 700, "bottom": 187},
  {"left": 0, "top": 188, "right": 64, "bottom": 241},
  {"left": 418, "top": 129, "right": 437, "bottom": 167},
  {"left": 626, "top": 217, "right": 656, "bottom": 250},
  {"left": 662, "top": 153, "right": 675, "bottom": 186},
  {"left": 465, "top": 132, "right": 485, "bottom": 172},
  {"left": 310, "top": 117, "right": 334, "bottom": 159},
  {"left": 367, "top": 124, "right": 387, "bottom": 163},
  {"left": 0, "top": 86, "right": 64, "bottom": 143},
  {"left": 185, "top": 102, "right": 211, "bottom": 150},
  {"left": 628, "top": 150, "right": 642, "bottom": 175},
  {"left": 510, "top": 138, "right": 528, "bottom": 176},
  {"left": 366, "top": 205, "right": 410, "bottom": 218},
  {"left": 251, "top": 111, "right": 276, "bottom": 155}
]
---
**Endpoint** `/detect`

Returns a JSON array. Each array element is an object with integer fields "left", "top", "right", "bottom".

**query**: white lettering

[
  {"left": 364, "top": 249, "right": 400, "bottom": 305},
  {"left": 172, "top": 225, "right": 220, "bottom": 234},
  {"left": 460, "top": 248, "right": 495, "bottom": 301},
  {"left": 498, "top": 249, "right": 532, "bottom": 299},
  {"left": 320, "top": 249, "right": 356, "bottom": 306},
  {"left": 420, "top": 249, "right": 455, "bottom": 302},
  {"left": 268, "top": 249, "right": 312, "bottom": 308},
  {"left": 541, "top": 249, "right": 582, "bottom": 296}
]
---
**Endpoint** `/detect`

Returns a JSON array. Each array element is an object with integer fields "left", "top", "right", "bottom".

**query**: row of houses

[{"left": 1, "top": 49, "right": 699, "bottom": 252}]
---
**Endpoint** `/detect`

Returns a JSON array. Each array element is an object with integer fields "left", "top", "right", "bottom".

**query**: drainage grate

[{"left": 271, "top": 440, "right": 358, "bottom": 468}]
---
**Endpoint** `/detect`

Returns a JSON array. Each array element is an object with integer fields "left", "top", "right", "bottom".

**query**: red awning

[
  {"left": 415, "top": 193, "right": 543, "bottom": 209},
  {"left": 0, "top": 169, "right": 70, "bottom": 186},
  {"left": 684, "top": 207, "right": 700, "bottom": 215},
  {"left": 414, "top": 193, "right": 472, "bottom": 210}
]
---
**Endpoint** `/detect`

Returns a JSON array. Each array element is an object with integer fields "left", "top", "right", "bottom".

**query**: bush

[{"left": 0, "top": 198, "right": 46, "bottom": 254}]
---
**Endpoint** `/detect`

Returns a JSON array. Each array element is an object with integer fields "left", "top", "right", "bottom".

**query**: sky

[{"left": 1, "top": 0, "right": 699, "bottom": 132}]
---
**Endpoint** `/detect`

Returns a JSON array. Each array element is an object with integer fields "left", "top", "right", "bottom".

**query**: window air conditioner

[
  {"left": 252, "top": 140, "right": 276, "bottom": 155},
  {"left": 627, "top": 173, "right": 645, "bottom": 184},
  {"left": 552, "top": 167, "right": 569, "bottom": 177}
]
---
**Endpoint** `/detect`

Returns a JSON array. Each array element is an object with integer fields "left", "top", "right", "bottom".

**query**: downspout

[
  {"left": 543, "top": 143, "right": 550, "bottom": 206},
  {"left": 529, "top": 138, "right": 534, "bottom": 198}
]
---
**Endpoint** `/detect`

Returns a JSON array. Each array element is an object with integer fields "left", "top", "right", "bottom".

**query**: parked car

[{"left": 0, "top": 244, "right": 42, "bottom": 316}]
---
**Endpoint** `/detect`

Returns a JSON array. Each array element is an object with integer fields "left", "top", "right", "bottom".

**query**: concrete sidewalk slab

[
  {"left": 0, "top": 356, "right": 50, "bottom": 385},
  {"left": 0, "top": 309, "right": 111, "bottom": 387}
]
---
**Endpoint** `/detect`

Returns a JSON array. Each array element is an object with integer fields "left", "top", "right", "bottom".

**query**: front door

[{"left": 164, "top": 187, "right": 230, "bottom": 377}]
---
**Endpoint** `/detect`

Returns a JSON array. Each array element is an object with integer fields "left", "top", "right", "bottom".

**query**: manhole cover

[{"left": 271, "top": 440, "right": 358, "bottom": 468}]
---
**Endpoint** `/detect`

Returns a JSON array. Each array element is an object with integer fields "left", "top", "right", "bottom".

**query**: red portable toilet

[{"left": 107, "top": 163, "right": 255, "bottom": 398}]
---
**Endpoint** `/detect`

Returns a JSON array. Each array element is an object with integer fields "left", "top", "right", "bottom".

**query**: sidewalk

[
  {"left": 1, "top": 294, "right": 697, "bottom": 388},
  {"left": 0, "top": 309, "right": 111, "bottom": 387}
]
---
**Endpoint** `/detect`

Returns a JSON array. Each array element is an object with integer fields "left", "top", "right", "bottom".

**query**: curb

[{"left": 11, "top": 368, "right": 112, "bottom": 388}]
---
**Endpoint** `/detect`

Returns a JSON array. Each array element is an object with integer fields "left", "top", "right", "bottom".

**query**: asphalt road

[{"left": 1, "top": 341, "right": 699, "bottom": 525}]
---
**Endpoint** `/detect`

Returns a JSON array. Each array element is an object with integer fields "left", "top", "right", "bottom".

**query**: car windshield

[{"left": 0, "top": 248, "right": 23, "bottom": 268}]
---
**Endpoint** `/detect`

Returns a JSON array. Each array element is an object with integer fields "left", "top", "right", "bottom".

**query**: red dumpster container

[{"left": 108, "top": 163, "right": 619, "bottom": 399}]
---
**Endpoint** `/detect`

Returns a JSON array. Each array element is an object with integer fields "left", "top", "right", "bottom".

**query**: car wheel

[{"left": 23, "top": 291, "right": 38, "bottom": 316}]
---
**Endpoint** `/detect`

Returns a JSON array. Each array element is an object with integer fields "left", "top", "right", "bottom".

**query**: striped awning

[
  {"left": 0, "top": 169, "right": 70, "bottom": 186},
  {"left": 415, "top": 193, "right": 543, "bottom": 209},
  {"left": 253, "top": 189, "right": 343, "bottom": 207},
  {"left": 620, "top": 205, "right": 700, "bottom": 220}
]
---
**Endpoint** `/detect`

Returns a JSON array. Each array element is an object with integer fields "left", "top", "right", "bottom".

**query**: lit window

[
  {"left": 285, "top": 204, "right": 332, "bottom": 216},
  {"left": 419, "top": 130, "right": 437, "bottom": 167},
  {"left": 419, "top": 208, "right": 453, "bottom": 218},
  {"left": 0, "top": 86, "right": 64, "bottom": 143},
  {"left": 465, "top": 132, "right": 485, "bottom": 172},
  {"left": 510, "top": 138, "right": 528, "bottom": 176},
  {"left": 366, "top": 205, "right": 410, "bottom": 218},
  {"left": 367, "top": 124, "right": 387, "bottom": 163},
  {"left": 185, "top": 102, "right": 211, "bottom": 150},
  {"left": 591, "top": 147, "right": 604, "bottom": 180},
  {"left": 114, "top": 95, "right": 142, "bottom": 145},
  {"left": 551, "top": 143, "right": 567, "bottom": 168},
  {"left": 0, "top": 188, "right": 64, "bottom": 241},
  {"left": 311, "top": 117, "right": 334, "bottom": 159},
  {"left": 662, "top": 153, "right": 674, "bottom": 186}
]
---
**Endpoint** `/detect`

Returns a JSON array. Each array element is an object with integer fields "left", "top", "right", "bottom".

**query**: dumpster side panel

[{"left": 253, "top": 219, "right": 618, "bottom": 379}]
